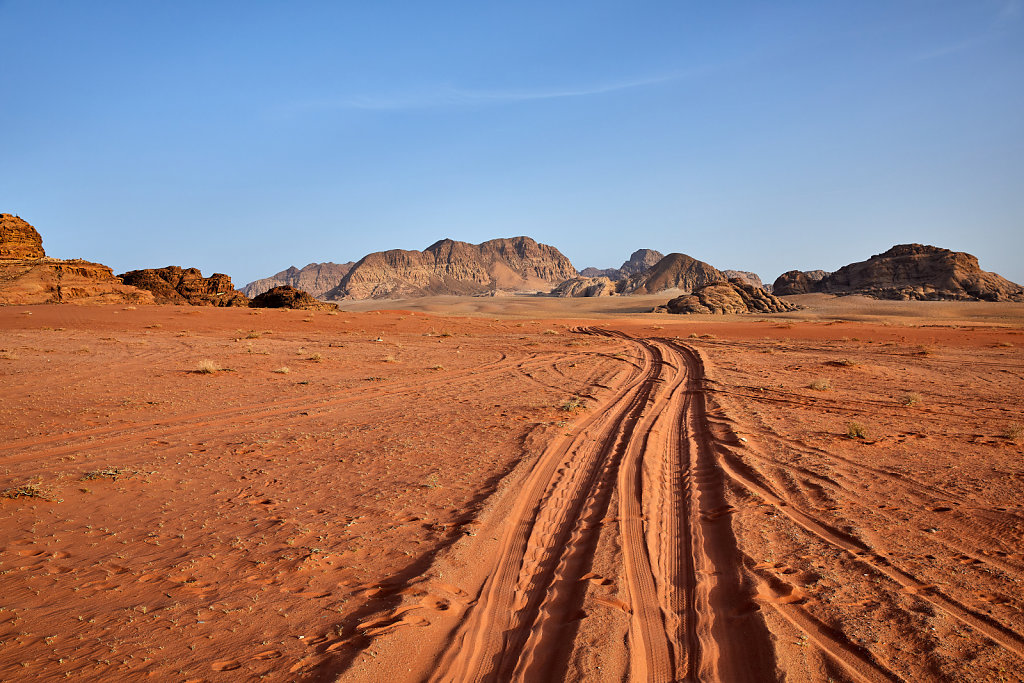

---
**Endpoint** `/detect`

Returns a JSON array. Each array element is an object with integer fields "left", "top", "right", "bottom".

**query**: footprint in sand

[{"left": 254, "top": 650, "right": 282, "bottom": 660}]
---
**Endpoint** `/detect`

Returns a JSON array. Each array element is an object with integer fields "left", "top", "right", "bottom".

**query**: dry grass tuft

[
  {"left": 1003, "top": 423, "right": 1024, "bottom": 443},
  {"left": 901, "top": 393, "right": 922, "bottom": 407},
  {"left": 1, "top": 483, "right": 50, "bottom": 500},
  {"left": 273, "top": 367, "right": 291, "bottom": 374},
  {"left": 808, "top": 379, "right": 832, "bottom": 391},
  {"left": 560, "top": 397, "right": 587, "bottom": 413},
  {"left": 195, "top": 359, "right": 220, "bottom": 374},
  {"left": 307, "top": 353, "right": 323, "bottom": 362}
]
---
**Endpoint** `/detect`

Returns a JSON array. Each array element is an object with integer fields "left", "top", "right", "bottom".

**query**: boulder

[
  {"left": 664, "top": 279, "right": 802, "bottom": 314},
  {"left": 249, "top": 285, "right": 338, "bottom": 310},
  {"left": 772, "top": 270, "right": 830, "bottom": 295}
]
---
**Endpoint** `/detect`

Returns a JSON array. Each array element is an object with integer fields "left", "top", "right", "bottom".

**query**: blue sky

[{"left": 2, "top": 1, "right": 1022, "bottom": 285}]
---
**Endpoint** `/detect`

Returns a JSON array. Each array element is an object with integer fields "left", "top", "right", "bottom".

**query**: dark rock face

[
  {"left": 0, "top": 214, "right": 45, "bottom": 259},
  {"left": 772, "top": 270, "right": 830, "bottom": 295},
  {"left": 249, "top": 285, "right": 337, "bottom": 310},
  {"left": 326, "top": 236, "right": 577, "bottom": 299},
  {"left": 818, "top": 244, "right": 1024, "bottom": 301},
  {"left": 580, "top": 249, "right": 664, "bottom": 281},
  {"left": 721, "top": 270, "right": 766, "bottom": 290},
  {"left": 120, "top": 267, "right": 249, "bottom": 306},
  {"left": 663, "top": 279, "right": 802, "bottom": 314},
  {"left": 618, "top": 253, "right": 725, "bottom": 295},
  {"left": 242, "top": 262, "right": 355, "bottom": 298}
]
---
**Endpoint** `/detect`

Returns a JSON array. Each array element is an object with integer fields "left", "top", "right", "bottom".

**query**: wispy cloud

[{"left": 296, "top": 73, "right": 684, "bottom": 113}]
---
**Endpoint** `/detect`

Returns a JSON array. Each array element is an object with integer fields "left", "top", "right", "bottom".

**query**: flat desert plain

[{"left": 1, "top": 298, "right": 1023, "bottom": 682}]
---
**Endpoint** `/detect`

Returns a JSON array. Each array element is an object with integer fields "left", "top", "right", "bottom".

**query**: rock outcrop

[
  {"left": 661, "top": 279, "right": 802, "bottom": 315},
  {"left": 326, "top": 237, "right": 577, "bottom": 299},
  {"left": 120, "top": 267, "right": 250, "bottom": 306},
  {"left": 551, "top": 276, "right": 617, "bottom": 297},
  {"left": 721, "top": 270, "right": 766, "bottom": 290},
  {"left": 0, "top": 259, "right": 156, "bottom": 306},
  {"left": 249, "top": 285, "right": 338, "bottom": 311},
  {"left": 772, "top": 270, "right": 830, "bottom": 295},
  {"left": 617, "top": 253, "right": 726, "bottom": 295},
  {"left": 818, "top": 245, "right": 1024, "bottom": 301},
  {"left": 1, "top": 215, "right": 154, "bottom": 305},
  {"left": 0, "top": 214, "right": 45, "bottom": 259},
  {"left": 580, "top": 249, "right": 664, "bottom": 281},
  {"left": 773, "top": 246, "right": 1024, "bottom": 301},
  {"left": 242, "top": 262, "right": 355, "bottom": 298}
]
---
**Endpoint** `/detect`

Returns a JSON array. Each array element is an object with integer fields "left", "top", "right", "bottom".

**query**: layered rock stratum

[
  {"left": 242, "top": 262, "right": 355, "bottom": 299},
  {"left": 120, "top": 267, "right": 250, "bottom": 306},
  {"left": 773, "top": 245, "right": 1024, "bottom": 301},
  {"left": 0, "top": 214, "right": 154, "bottom": 305},
  {"left": 551, "top": 276, "right": 617, "bottom": 297},
  {"left": 580, "top": 249, "right": 664, "bottom": 281},
  {"left": 326, "top": 237, "right": 577, "bottom": 299},
  {"left": 0, "top": 214, "right": 46, "bottom": 259},
  {"left": 660, "top": 279, "right": 802, "bottom": 314},
  {"left": 249, "top": 285, "right": 338, "bottom": 311},
  {"left": 617, "top": 253, "right": 726, "bottom": 295}
]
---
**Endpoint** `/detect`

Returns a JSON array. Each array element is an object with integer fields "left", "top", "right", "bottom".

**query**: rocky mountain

[
  {"left": 120, "top": 267, "right": 249, "bottom": 306},
  {"left": 772, "top": 270, "right": 830, "bottom": 295},
  {"left": 773, "top": 245, "right": 1024, "bottom": 301},
  {"left": 250, "top": 285, "right": 338, "bottom": 310},
  {"left": 580, "top": 249, "right": 664, "bottom": 281},
  {"left": 0, "top": 214, "right": 46, "bottom": 259},
  {"left": 0, "top": 214, "right": 154, "bottom": 305},
  {"left": 617, "top": 253, "right": 726, "bottom": 295},
  {"left": 551, "top": 276, "right": 617, "bottom": 297},
  {"left": 659, "top": 279, "right": 801, "bottom": 315},
  {"left": 721, "top": 270, "right": 766, "bottom": 290},
  {"left": 242, "top": 262, "right": 355, "bottom": 299},
  {"left": 326, "top": 237, "right": 577, "bottom": 300}
]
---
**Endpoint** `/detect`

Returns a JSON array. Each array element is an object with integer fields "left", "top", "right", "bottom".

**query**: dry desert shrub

[
  {"left": 1004, "top": 423, "right": 1024, "bottom": 443},
  {"left": 543, "top": 329, "right": 559, "bottom": 335},
  {"left": 273, "top": 367, "right": 290, "bottom": 374},
  {"left": 0, "top": 351, "right": 17, "bottom": 360},
  {"left": 561, "top": 397, "right": 586, "bottom": 413},
  {"left": 808, "top": 379, "right": 832, "bottom": 391},
  {"left": 830, "top": 358, "right": 857, "bottom": 367},
  {"left": 429, "top": 365, "right": 444, "bottom": 371},
  {"left": 847, "top": 422, "right": 867, "bottom": 439},
  {"left": 1, "top": 483, "right": 49, "bottom": 500},
  {"left": 307, "top": 353, "right": 323, "bottom": 362},
  {"left": 245, "top": 331, "right": 261, "bottom": 339},
  {"left": 901, "top": 393, "right": 922, "bottom": 406},
  {"left": 195, "top": 359, "right": 220, "bottom": 374}
]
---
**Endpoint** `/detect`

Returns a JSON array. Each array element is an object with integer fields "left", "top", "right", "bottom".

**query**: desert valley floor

[{"left": 1, "top": 297, "right": 1023, "bottom": 682}]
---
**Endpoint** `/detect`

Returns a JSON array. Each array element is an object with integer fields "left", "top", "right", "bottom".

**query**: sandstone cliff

[
  {"left": 249, "top": 285, "right": 338, "bottom": 311},
  {"left": 326, "top": 237, "right": 577, "bottom": 299},
  {"left": 242, "top": 262, "right": 355, "bottom": 298},
  {"left": 551, "top": 276, "right": 617, "bottom": 297},
  {"left": 0, "top": 214, "right": 45, "bottom": 259},
  {"left": 617, "top": 253, "right": 726, "bottom": 295},
  {"left": 580, "top": 249, "right": 664, "bottom": 281},
  {"left": 120, "top": 267, "right": 250, "bottom": 306},
  {"left": 660, "top": 279, "right": 801, "bottom": 315}
]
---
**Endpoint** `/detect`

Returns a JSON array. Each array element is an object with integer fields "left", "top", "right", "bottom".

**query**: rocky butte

[
  {"left": 0, "top": 214, "right": 154, "bottom": 305},
  {"left": 773, "top": 245, "right": 1024, "bottom": 302},
  {"left": 325, "top": 236, "right": 577, "bottom": 299},
  {"left": 659, "top": 279, "right": 801, "bottom": 314}
]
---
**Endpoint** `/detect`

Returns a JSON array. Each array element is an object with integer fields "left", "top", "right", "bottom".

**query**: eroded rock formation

[
  {"left": 772, "top": 270, "right": 830, "bottom": 295},
  {"left": 580, "top": 249, "right": 664, "bottom": 281},
  {"left": 617, "top": 253, "right": 726, "bottom": 295},
  {"left": 242, "top": 262, "right": 355, "bottom": 298},
  {"left": 249, "top": 285, "right": 338, "bottom": 310},
  {"left": 661, "top": 279, "right": 801, "bottom": 314},
  {"left": 0, "top": 259, "right": 156, "bottom": 305},
  {"left": 551, "top": 276, "right": 617, "bottom": 297},
  {"left": 0, "top": 214, "right": 45, "bottom": 259},
  {"left": 721, "top": 270, "right": 766, "bottom": 290},
  {"left": 326, "top": 237, "right": 577, "bottom": 299},
  {"left": 120, "top": 267, "right": 249, "bottom": 306}
]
